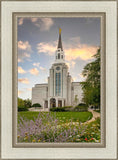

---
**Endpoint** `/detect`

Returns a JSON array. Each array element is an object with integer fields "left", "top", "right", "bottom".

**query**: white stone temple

[{"left": 32, "top": 28, "right": 83, "bottom": 111}]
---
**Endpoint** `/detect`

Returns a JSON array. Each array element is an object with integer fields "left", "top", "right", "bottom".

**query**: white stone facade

[{"left": 32, "top": 29, "right": 83, "bottom": 111}]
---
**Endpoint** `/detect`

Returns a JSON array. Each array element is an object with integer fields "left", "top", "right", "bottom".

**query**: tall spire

[
  {"left": 57, "top": 28, "right": 63, "bottom": 51},
  {"left": 55, "top": 28, "right": 65, "bottom": 63}
]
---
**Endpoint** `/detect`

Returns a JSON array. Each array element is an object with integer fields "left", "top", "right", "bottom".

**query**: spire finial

[
  {"left": 59, "top": 27, "right": 61, "bottom": 35},
  {"left": 57, "top": 27, "right": 63, "bottom": 51}
]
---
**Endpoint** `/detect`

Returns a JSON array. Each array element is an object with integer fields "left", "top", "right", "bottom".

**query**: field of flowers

[{"left": 17, "top": 112, "right": 100, "bottom": 143}]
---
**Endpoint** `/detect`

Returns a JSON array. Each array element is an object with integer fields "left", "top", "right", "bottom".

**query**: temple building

[{"left": 32, "top": 28, "right": 83, "bottom": 111}]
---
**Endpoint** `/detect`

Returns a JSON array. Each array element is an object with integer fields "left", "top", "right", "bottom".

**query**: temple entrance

[
  {"left": 50, "top": 98, "right": 56, "bottom": 108},
  {"left": 58, "top": 100, "right": 62, "bottom": 107}
]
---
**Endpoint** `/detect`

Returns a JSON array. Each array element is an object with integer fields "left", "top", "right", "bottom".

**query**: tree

[
  {"left": 81, "top": 48, "right": 100, "bottom": 108},
  {"left": 18, "top": 97, "right": 28, "bottom": 112},
  {"left": 24, "top": 98, "right": 32, "bottom": 108},
  {"left": 18, "top": 97, "right": 25, "bottom": 107}
]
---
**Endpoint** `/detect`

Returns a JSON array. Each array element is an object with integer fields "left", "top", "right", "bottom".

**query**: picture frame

[{"left": 0, "top": 0, "right": 117, "bottom": 159}]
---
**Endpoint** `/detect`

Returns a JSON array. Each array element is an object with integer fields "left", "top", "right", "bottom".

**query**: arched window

[
  {"left": 58, "top": 53, "right": 60, "bottom": 59},
  {"left": 61, "top": 55, "right": 63, "bottom": 59}
]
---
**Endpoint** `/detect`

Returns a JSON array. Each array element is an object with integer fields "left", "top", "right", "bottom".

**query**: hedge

[
  {"left": 18, "top": 106, "right": 28, "bottom": 112},
  {"left": 50, "top": 107, "right": 66, "bottom": 112},
  {"left": 32, "top": 103, "right": 42, "bottom": 108},
  {"left": 74, "top": 105, "right": 88, "bottom": 112}
]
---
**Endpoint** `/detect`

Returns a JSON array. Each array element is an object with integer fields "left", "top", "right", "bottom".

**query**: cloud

[
  {"left": 18, "top": 41, "right": 31, "bottom": 51},
  {"left": 18, "top": 78, "right": 30, "bottom": 84},
  {"left": 66, "top": 62, "right": 70, "bottom": 69},
  {"left": 18, "top": 52, "right": 31, "bottom": 63},
  {"left": 37, "top": 38, "right": 98, "bottom": 61},
  {"left": 18, "top": 90, "right": 24, "bottom": 96},
  {"left": 66, "top": 61, "right": 75, "bottom": 69},
  {"left": 18, "top": 66, "right": 26, "bottom": 74},
  {"left": 18, "top": 17, "right": 54, "bottom": 31},
  {"left": 33, "top": 18, "right": 54, "bottom": 31},
  {"left": 65, "top": 45, "right": 98, "bottom": 61},
  {"left": 29, "top": 68, "right": 39, "bottom": 75},
  {"left": 18, "top": 58, "right": 23, "bottom": 62},
  {"left": 71, "top": 61, "right": 76, "bottom": 68},
  {"left": 31, "top": 17, "right": 38, "bottom": 22},
  {"left": 18, "top": 18, "right": 24, "bottom": 25},
  {"left": 37, "top": 41, "right": 56, "bottom": 55},
  {"left": 18, "top": 41, "right": 32, "bottom": 63},
  {"left": 72, "top": 77, "right": 77, "bottom": 82},
  {"left": 33, "top": 62, "right": 40, "bottom": 68},
  {"left": 26, "top": 88, "right": 32, "bottom": 91},
  {"left": 44, "top": 78, "right": 48, "bottom": 83},
  {"left": 40, "top": 66, "right": 46, "bottom": 71}
]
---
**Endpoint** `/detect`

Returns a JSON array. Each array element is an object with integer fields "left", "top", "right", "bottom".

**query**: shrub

[
  {"left": 32, "top": 103, "right": 42, "bottom": 108},
  {"left": 78, "top": 103, "right": 88, "bottom": 107},
  {"left": 50, "top": 107, "right": 66, "bottom": 112},
  {"left": 74, "top": 105, "right": 88, "bottom": 112},
  {"left": 18, "top": 106, "right": 28, "bottom": 112},
  {"left": 63, "top": 106, "right": 73, "bottom": 111}
]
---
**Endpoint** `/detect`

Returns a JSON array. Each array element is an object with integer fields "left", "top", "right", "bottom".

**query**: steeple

[
  {"left": 57, "top": 28, "right": 63, "bottom": 51},
  {"left": 55, "top": 28, "right": 65, "bottom": 63}
]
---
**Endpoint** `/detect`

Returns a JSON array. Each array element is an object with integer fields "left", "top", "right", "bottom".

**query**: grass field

[{"left": 18, "top": 111, "right": 93, "bottom": 123}]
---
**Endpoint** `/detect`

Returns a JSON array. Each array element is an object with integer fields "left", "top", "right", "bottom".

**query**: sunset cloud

[
  {"left": 18, "top": 90, "right": 24, "bottom": 96},
  {"left": 18, "top": 18, "right": 24, "bottom": 25},
  {"left": 26, "top": 88, "right": 32, "bottom": 91},
  {"left": 18, "top": 52, "right": 31, "bottom": 63},
  {"left": 37, "top": 42, "right": 56, "bottom": 55},
  {"left": 29, "top": 68, "right": 39, "bottom": 75},
  {"left": 18, "top": 78, "right": 29, "bottom": 84},
  {"left": 66, "top": 61, "right": 75, "bottom": 69},
  {"left": 65, "top": 45, "right": 98, "bottom": 61},
  {"left": 44, "top": 78, "right": 48, "bottom": 83},
  {"left": 40, "top": 66, "right": 46, "bottom": 71},
  {"left": 18, "top": 66, "right": 26, "bottom": 74},
  {"left": 18, "top": 41, "right": 31, "bottom": 51},
  {"left": 18, "top": 58, "right": 23, "bottom": 63},
  {"left": 33, "top": 62, "right": 40, "bottom": 68},
  {"left": 72, "top": 77, "right": 77, "bottom": 82},
  {"left": 31, "top": 17, "right": 38, "bottom": 22},
  {"left": 18, "top": 41, "right": 32, "bottom": 63},
  {"left": 37, "top": 40, "right": 98, "bottom": 61}
]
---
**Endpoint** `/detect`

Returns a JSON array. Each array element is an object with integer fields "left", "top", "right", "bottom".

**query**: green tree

[
  {"left": 18, "top": 97, "right": 25, "bottom": 107},
  {"left": 81, "top": 48, "right": 100, "bottom": 108},
  {"left": 18, "top": 97, "right": 28, "bottom": 112},
  {"left": 24, "top": 98, "right": 32, "bottom": 108}
]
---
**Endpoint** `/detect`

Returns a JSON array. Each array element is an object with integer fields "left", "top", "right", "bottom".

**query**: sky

[{"left": 18, "top": 17, "right": 100, "bottom": 100}]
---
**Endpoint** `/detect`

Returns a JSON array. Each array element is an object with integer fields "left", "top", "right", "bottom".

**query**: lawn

[{"left": 18, "top": 111, "right": 93, "bottom": 123}]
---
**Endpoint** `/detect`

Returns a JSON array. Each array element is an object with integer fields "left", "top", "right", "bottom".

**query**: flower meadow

[{"left": 17, "top": 112, "right": 101, "bottom": 143}]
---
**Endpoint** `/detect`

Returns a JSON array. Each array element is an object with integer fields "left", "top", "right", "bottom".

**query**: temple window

[{"left": 58, "top": 53, "right": 60, "bottom": 59}]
